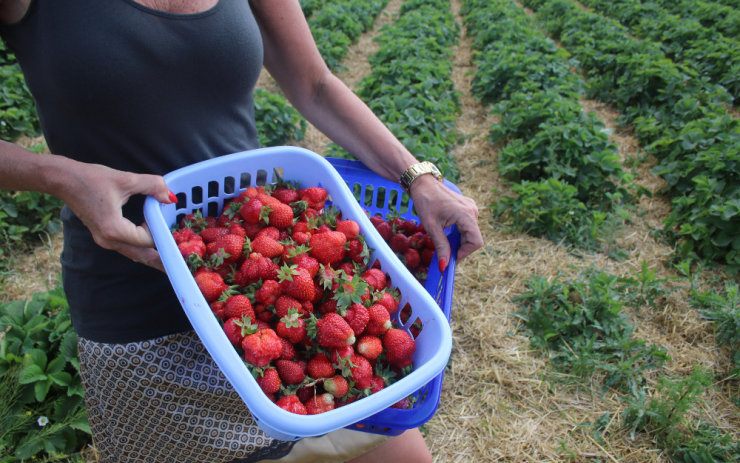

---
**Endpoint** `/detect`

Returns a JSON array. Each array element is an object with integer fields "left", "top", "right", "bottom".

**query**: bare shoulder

[{"left": 0, "top": 0, "right": 32, "bottom": 25}]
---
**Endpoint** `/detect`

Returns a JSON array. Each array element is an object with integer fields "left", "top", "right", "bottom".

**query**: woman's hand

[
  {"left": 52, "top": 157, "right": 173, "bottom": 271},
  {"left": 409, "top": 174, "right": 483, "bottom": 270}
]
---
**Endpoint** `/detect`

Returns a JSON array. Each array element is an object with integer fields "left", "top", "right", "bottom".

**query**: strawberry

[
  {"left": 200, "top": 226, "right": 229, "bottom": 243},
  {"left": 300, "top": 187, "right": 328, "bottom": 210},
  {"left": 272, "top": 187, "right": 299, "bottom": 205},
  {"left": 356, "top": 335, "right": 383, "bottom": 360},
  {"left": 274, "top": 295, "right": 304, "bottom": 318},
  {"left": 292, "top": 231, "right": 311, "bottom": 245},
  {"left": 276, "top": 395, "right": 307, "bottom": 415},
  {"left": 375, "top": 221, "right": 392, "bottom": 241},
  {"left": 237, "top": 253, "right": 278, "bottom": 285},
  {"left": 276, "top": 308, "right": 307, "bottom": 344},
  {"left": 383, "top": 328, "right": 416, "bottom": 367},
  {"left": 255, "top": 279, "right": 282, "bottom": 306},
  {"left": 223, "top": 317, "right": 244, "bottom": 346},
  {"left": 223, "top": 295, "right": 255, "bottom": 320},
  {"left": 421, "top": 248, "right": 434, "bottom": 266},
  {"left": 292, "top": 253, "right": 319, "bottom": 278},
  {"left": 330, "top": 346, "right": 354, "bottom": 366},
  {"left": 251, "top": 235, "right": 284, "bottom": 258},
  {"left": 398, "top": 219, "right": 419, "bottom": 235},
  {"left": 377, "top": 295, "right": 398, "bottom": 319},
  {"left": 344, "top": 303, "right": 369, "bottom": 336},
  {"left": 388, "top": 233, "right": 409, "bottom": 254},
  {"left": 305, "top": 393, "right": 335, "bottom": 415},
  {"left": 306, "top": 353, "right": 335, "bottom": 379},
  {"left": 257, "top": 368, "right": 282, "bottom": 395},
  {"left": 239, "top": 198, "right": 263, "bottom": 224},
  {"left": 309, "top": 231, "right": 346, "bottom": 265},
  {"left": 403, "top": 248, "right": 421, "bottom": 270},
  {"left": 296, "top": 385, "right": 314, "bottom": 404},
  {"left": 210, "top": 300, "right": 226, "bottom": 319},
  {"left": 317, "top": 313, "right": 356, "bottom": 348},
  {"left": 323, "top": 375, "right": 349, "bottom": 399},
  {"left": 349, "top": 354, "right": 373, "bottom": 389},
  {"left": 318, "top": 299, "right": 338, "bottom": 315},
  {"left": 178, "top": 237, "right": 206, "bottom": 260},
  {"left": 408, "top": 231, "right": 426, "bottom": 250},
  {"left": 241, "top": 328, "right": 282, "bottom": 367},
  {"left": 275, "top": 359, "right": 306, "bottom": 385},
  {"left": 209, "top": 234, "right": 245, "bottom": 262},
  {"left": 365, "top": 304, "right": 392, "bottom": 336},
  {"left": 278, "top": 265, "right": 316, "bottom": 302},
  {"left": 267, "top": 202, "right": 295, "bottom": 229},
  {"left": 195, "top": 270, "right": 228, "bottom": 302},
  {"left": 243, "top": 222, "right": 262, "bottom": 239},
  {"left": 173, "top": 227, "right": 199, "bottom": 244},
  {"left": 369, "top": 215, "right": 384, "bottom": 227},
  {"left": 278, "top": 337, "right": 296, "bottom": 360},
  {"left": 336, "top": 220, "right": 360, "bottom": 240},
  {"left": 369, "top": 375, "right": 385, "bottom": 394},
  {"left": 362, "top": 269, "right": 387, "bottom": 292},
  {"left": 391, "top": 397, "right": 413, "bottom": 409}
]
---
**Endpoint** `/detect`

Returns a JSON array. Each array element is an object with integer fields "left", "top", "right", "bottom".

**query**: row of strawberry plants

[
  {"left": 651, "top": 0, "right": 740, "bottom": 38},
  {"left": 461, "top": 0, "right": 629, "bottom": 248},
  {"left": 523, "top": 0, "right": 740, "bottom": 272},
  {"left": 330, "top": 0, "right": 460, "bottom": 181},
  {"left": 515, "top": 269, "right": 739, "bottom": 462},
  {"left": 579, "top": 0, "right": 739, "bottom": 103},
  {"left": 299, "top": 0, "right": 328, "bottom": 18},
  {"left": 307, "top": 0, "right": 388, "bottom": 71}
]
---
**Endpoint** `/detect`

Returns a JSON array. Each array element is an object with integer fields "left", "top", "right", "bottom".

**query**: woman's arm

[
  {"left": 0, "top": 140, "right": 172, "bottom": 269},
  {"left": 250, "top": 0, "right": 483, "bottom": 264}
]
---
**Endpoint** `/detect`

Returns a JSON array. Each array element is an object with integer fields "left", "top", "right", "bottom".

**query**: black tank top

[{"left": 0, "top": 0, "right": 264, "bottom": 342}]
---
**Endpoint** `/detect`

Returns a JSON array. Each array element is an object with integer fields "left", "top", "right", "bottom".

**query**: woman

[{"left": 0, "top": 0, "right": 483, "bottom": 461}]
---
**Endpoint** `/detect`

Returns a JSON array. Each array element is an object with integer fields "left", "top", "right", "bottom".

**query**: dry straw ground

[{"left": 2, "top": 0, "right": 737, "bottom": 461}]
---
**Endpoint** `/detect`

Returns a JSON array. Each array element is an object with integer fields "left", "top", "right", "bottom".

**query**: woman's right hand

[{"left": 52, "top": 157, "right": 173, "bottom": 271}]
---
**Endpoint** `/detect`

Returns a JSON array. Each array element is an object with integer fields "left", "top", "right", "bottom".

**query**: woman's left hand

[{"left": 408, "top": 174, "right": 484, "bottom": 270}]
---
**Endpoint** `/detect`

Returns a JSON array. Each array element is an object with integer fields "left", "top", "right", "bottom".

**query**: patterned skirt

[{"left": 77, "top": 330, "right": 295, "bottom": 463}]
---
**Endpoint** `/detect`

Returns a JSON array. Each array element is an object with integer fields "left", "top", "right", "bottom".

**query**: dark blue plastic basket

[{"left": 326, "top": 157, "right": 460, "bottom": 436}]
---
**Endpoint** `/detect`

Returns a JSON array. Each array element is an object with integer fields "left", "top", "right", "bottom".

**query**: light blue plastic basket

[{"left": 144, "top": 147, "right": 453, "bottom": 441}]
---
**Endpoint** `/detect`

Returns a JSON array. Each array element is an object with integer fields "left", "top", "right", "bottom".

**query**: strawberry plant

[
  {"left": 622, "top": 368, "right": 739, "bottom": 462},
  {"left": 331, "top": 0, "right": 460, "bottom": 180},
  {"left": 523, "top": 0, "right": 740, "bottom": 271},
  {"left": 308, "top": 0, "right": 388, "bottom": 71},
  {"left": 652, "top": 0, "right": 739, "bottom": 38},
  {"left": 0, "top": 287, "right": 90, "bottom": 460},
  {"left": 253, "top": 89, "right": 306, "bottom": 147},
  {"left": 462, "top": 0, "right": 631, "bottom": 248},
  {"left": 514, "top": 270, "right": 668, "bottom": 394},
  {"left": 691, "top": 282, "right": 739, "bottom": 378}
]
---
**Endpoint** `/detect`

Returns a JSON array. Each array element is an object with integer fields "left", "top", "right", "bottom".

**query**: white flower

[{"left": 37, "top": 416, "right": 49, "bottom": 427}]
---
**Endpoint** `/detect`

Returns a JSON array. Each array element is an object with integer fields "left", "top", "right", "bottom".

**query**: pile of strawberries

[
  {"left": 171, "top": 181, "right": 418, "bottom": 415},
  {"left": 368, "top": 214, "right": 437, "bottom": 283}
]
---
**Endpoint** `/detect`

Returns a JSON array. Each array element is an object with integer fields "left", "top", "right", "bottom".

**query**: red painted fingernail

[
  {"left": 439, "top": 258, "right": 448, "bottom": 272},
  {"left": 168, "top": 191, "right": 177, "bottom": 204}
]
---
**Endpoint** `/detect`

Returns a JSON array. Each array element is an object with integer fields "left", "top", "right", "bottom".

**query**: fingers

[
  {"left": 456, "top": 214, "right": 484, "bottom": 261},
  {"left": 126, "top": 173, "right": 173, "bottom": 204},
  {"left": 117, "top": 243, "right": 165, "bottom": 272},
  {"left": 420, "top": 213, "right": 451, "bottom": 272}
]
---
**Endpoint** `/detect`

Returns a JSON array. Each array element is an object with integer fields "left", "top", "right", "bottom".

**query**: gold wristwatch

[{"left": 399, "top": 161, "right": 443, "bottom": 193}]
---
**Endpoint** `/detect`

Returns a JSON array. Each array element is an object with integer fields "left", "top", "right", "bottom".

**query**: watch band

[{"left": 399, "top": 161, "right": 443, "bottom": 193}]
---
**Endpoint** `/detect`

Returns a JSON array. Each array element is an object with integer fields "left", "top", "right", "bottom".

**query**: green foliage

[
  {"left": 622, "top": 368, "right": 739, "bottom": 462},
  {"left": 0, "top": 287, "right": 90, "bottom": 461},
  {"left": 462, "top": 0, "right": 631, "bottom": 250},
  {"left": 308, "top": 0, "right": 388, "bottom": 70},
  {"left": 525, "top": 0, "right": 740, "bottom": 271},
  {"left": 0, "top": 187, "right": 62, "bottom": 268},
  {"left": 691, "top": 282, "right": 739, "bottom": 377},
  {"left": 299, "top": 0, "right": 327, "bottom": 18},
  {"left": 513, "top": 270, "right": 668, "bottom": 394},
  {"left": 0, "top": 63, "right": 40, "bottom": 141},
  {"left": 353, "top": 0, "right": 460, "bottom": 181},
  {"left": 493, "top": 179, "right": 606, "bottom": 249},
  {"left": 253, "top": 89, "right": 306, "bottom": 147},
  {"left": 580, "top": 0, "right": 739, "bottom": 102}
]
